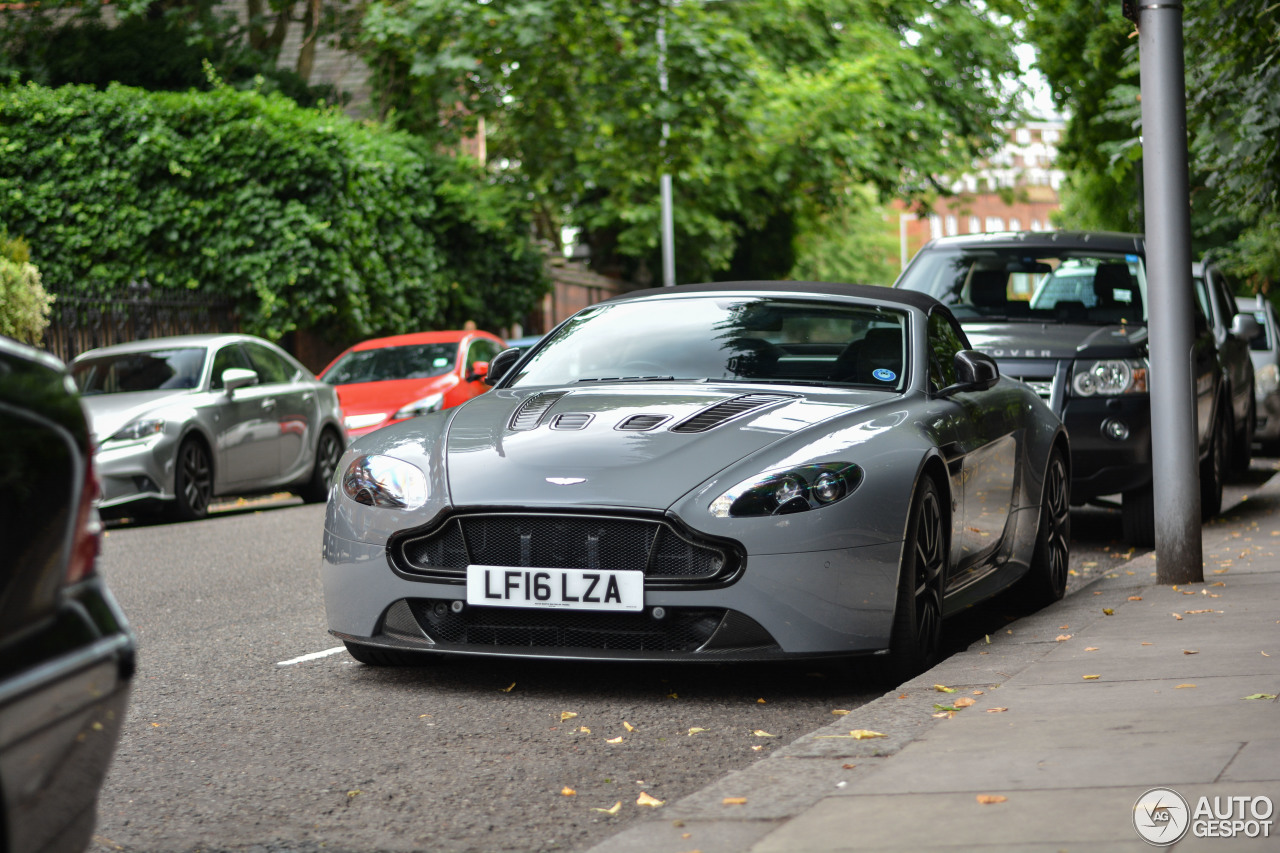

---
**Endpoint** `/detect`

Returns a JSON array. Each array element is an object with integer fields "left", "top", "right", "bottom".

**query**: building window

[
  {"left": 1016, "top": 128, "right": 1031, "bottom": 144},
  {"left": 969, "top": 216, "right": 981, "bottom": 234},
  {"left": 1031, "top": 219, "right": 1042, "bottom": 231},
  {"left": 985, "top": 216, "right": 1005, "bottom": 232},
  {"left": 929, "top": 214, "right": 943, "bottom": 239},
  {"left": 945, "top": 215, "right": 958, "bottom": 236},
  {"left": 1009, "top": 218, "right": 1022, "bottom": 231}
]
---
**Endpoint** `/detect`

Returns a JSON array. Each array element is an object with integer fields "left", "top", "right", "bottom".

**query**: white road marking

[{"left": 277, "top": 646, "right": 346, "bottom": 666}]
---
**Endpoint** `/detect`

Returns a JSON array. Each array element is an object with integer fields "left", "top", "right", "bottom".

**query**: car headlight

[
  {"left": 394, "top": 393, "right": 444, "bottom": 420},
  {"left": 1071, "top": 359, "right": 1148, "bottom": 397},
  {"left": 341, "top": 455, "right": 428, "bottom": 510},
  {"left": 1257, "top": 363, "right": 1279, "bottom": 397},
  {"left": 710, "top": 463, "right": 863, "bottom": 518},
  {"left": 344, "top": 412, "right": 388, "bottom": 431},
  {"left": 106, "top": 417, "right": 165, "bottom": 442}
]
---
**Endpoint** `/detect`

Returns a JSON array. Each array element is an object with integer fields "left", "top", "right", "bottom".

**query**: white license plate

[{"left": 465, "top": 565, "right": 644, "bottom": 612}]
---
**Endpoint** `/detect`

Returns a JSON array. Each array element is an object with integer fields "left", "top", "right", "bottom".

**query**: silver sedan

[{"left": 72, "top": 334, "right": 346, "bottom": 520}]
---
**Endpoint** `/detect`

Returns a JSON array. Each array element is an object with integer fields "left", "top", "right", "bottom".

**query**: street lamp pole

[{"left": 658, "top": 4, "right": 676, "bottom": 287}]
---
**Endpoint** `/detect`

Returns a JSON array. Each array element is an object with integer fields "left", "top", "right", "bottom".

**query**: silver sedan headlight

[
  {"left": 710, "top": 462, "right": 863, "bottom": 518},
  {"left": 1257, "top": 363, "right": 1279, "bottom": 398},
  {"left": 341, "top": 455, "right": 428, "bottom": 510},
  {"left": 1071, "top": 359, "right": 1148, "bottom": 396},
  {"left": 106, "top": 417, "right": 165, "bottom": 443}
]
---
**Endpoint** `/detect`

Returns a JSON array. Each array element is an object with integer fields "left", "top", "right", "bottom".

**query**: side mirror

[
  {"left": 466, "top": 361, "right": 490, "bottom": 383},
  {"left": 222, "top": 367, "right": 259, "bottom": 393},
  {"left": 939, "top": 350, "right": 999, "bottom": 396},
  {"left": 484, "top": 348, "right": 523, "bottom": 386},
  {"left": 1231, "top": 312, "right": 1262, "bottom": 342}
]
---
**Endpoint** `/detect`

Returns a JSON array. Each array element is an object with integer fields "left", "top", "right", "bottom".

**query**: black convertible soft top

[{"left": 604, "top": 280, "right": 943, "bottom": 313}]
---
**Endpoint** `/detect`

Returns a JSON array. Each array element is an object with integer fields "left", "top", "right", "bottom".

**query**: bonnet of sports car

[{"left": 441, "top": 387, "right": 884, "bottom": 510}]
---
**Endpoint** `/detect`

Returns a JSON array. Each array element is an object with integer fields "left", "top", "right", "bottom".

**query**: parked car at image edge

[
  {"left": 321, "top": 281, "right": 1069, "bottom": 681},
  {"left": 72, "top": 333, "right": 347, "bottom": 521},
  {"left": 318, "top": 330, "right": 505, "bottom": 440},
  {"left": 1192, "top": 260, "right": 1259, "bottom": 476},
  {"left": 895, "top": 231, "right": 1228, "bottom": 547},
  {"left": 1237, "top": 293, "right": 1280, "bottom": 452},
  {"left": 0, "top": 336, "right": 135, "bottom": 853}
]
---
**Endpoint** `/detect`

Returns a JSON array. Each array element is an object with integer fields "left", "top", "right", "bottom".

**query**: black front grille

[
  {"left": 394, "top": 513, "right": 735, "bottom": 585},
  {"left": 409, "top": 599, "right": 726, "bottom": 652}
]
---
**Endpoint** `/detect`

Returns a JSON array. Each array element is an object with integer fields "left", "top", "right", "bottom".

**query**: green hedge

[
  {"left": 0, "top": 81, "right": 548, "bottom": 344},
  {"left": 0, "top": 232, "right": 52, "bottom": 344}
]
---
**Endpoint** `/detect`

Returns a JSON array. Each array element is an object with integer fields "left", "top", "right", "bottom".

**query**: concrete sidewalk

[{"left": 591, "top": 476, "right": 1280, "bottom": 852}]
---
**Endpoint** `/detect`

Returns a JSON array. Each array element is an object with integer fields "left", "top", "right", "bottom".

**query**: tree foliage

[
  {"left": 0, "top": 232, "right": 53, "bottom": 345},
  {"left": 0, "top": 81, "right": 547, "bottom": 345},
  {"left": 357, "top": 0, "right": 1027, "bottom": 284}
]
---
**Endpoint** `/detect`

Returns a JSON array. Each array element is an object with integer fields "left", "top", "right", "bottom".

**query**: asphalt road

[{"left": 88, "top": 456, "right": 1278, "bottom": 853}]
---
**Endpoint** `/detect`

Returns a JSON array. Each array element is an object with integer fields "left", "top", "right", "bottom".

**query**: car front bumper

[
  {"left": 1061, "top": 396, "right": 1153, "bottom": 502},
  {"left": 321, "top": 530, "right": 903, "bottom": 661},
  {"left": 94, "top": 433, "right": 179, "bottom": 513}
]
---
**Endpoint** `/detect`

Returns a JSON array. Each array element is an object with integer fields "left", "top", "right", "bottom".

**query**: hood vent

[
  {"left": 671, "top": 393, "right": 796, "bottom": 433},
  {"left": 617, "top": 414, "right": 671, "bottom": 431},
  {"left": 509, "top": 391, "right": 569, "bottom": 431},
  {"left": 550, "top": 412, "right": 594, "bottom": 431}
]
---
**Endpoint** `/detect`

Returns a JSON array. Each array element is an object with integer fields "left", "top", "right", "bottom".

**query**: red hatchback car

[{"left": 319, "top": 330, "right": 506, "bottom": 439}]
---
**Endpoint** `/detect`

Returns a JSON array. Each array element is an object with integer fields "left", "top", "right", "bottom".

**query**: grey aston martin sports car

[{"left": 322, "top": 282, "right": 1069, "bottom": 678}]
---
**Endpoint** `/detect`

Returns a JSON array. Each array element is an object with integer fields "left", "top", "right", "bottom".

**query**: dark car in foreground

[
  {"left": 322, "top": 281, "right": 1068, "bottom": 680},
  {"left": 72, "top": 334, "right": 346, "bottom": 521},
  {"left": 0, "top": 336, "right": 135, "bottom": 853},
  {"left": 896, "top": 231, "right": 1226, "bottom": 546}
]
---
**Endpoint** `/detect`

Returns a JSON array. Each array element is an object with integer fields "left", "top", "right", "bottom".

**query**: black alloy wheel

[
  {"left": 1201, "top": 414, "right": 1227, "bottom": 520},
  {"left": 886, "top": 477, "right": 946, "bottom": 682},
  {"left": 300, "top": 428, "right": 344, "bottom": 504},
  {"left": 172, "top": 438, "right": 213, "bottom": 521},
  {"left": 1012, "top": 448, "right": 1070, "bottom": 610}
]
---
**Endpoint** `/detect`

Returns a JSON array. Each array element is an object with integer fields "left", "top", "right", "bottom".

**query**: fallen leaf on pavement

[
  {"left": 1175, "top": 684, "right": 1196, "bottom": 689},
  {"left": 636, "top": 792, "right": 665, "bottom": 807},
  {"left": 623, "top": 721, "right": 635, "bottom": 732},
  {"left": 972, "top": 690, "right": 984, "bottom": 695},
  {"left": 667, "top": 692, "right": 679, "bottom": 699},
  {"left": 347, "top": 790, "right": 361, "bottom": 798},
  {"left": 752, "top": 730, "right": 776, "bottom": 738},
  {"left": 987, "top": 707, "right": 1009, "bottom": 713},
  {"left": 1128, "top": 596, "right": 1143, "bottom": 601},
  {"left": 1172, "top": 613, "right": 1183, "bottom": 620},
  {"left": 723, "top": 797, "right": 747, "bottom": 805},
  {"left": 1085, "top": 647, "right": 1099, "bottom": 652},
  {"left": 933, "top": 684, "right": 956, "bottom": 693},
  {"left": 1103, "top": 609, "right": 1115, "bottom": 615},
  {"left": 561, "top": 787, "right": 576, "bottom": 796},
  {"left": 1055, "top": 634, "right": 1072, "bottom": 642},
  {"left": 1211, "top": 582, "right": 1226, "bottom": 587},
  {"left": 561, "top": 711, "right": 578, "bottom": 722},
  {"left": 831, "top": 709, "right": 850, "bottom": 716},
  {"left": 756, "top": 698, "right": 766, "bottom": 704},
  {"left": 1083, "top": 675, "right": 1101, "bottom": 680},
  {"left": 954, "top": 697, "right": 976, "bottom": 708},
  {"left": 1185, "top": 609, "right": 1220, "bottom": 614},
  {"left": 592, "top": 801, "right": 622, "bottom": 815},
  {"left": 1263, "top": 652, "right": 1271, "bottom": 657},
  {"left": 687, "top": 728, "right": 706, "bottom": 736},
  {"left": 932, "top": 711, "right": 955, "bottom": 719},
  {"left": 816, "top": 729, "right": 887, "bottom": 739},
  {"left": 501, "top": 683, "right": 516, "bottom": 692},
  {"left": 580, "top": 726, "right": 591, "bottom": 734},
  {"left": 751, "top": 745, "right": 763, "bottom": 751},
  {"left": 607, "top": 736, "right": 624, "bottom": 744},
  {"left": 976, "top": 794, "right": 1008, "bottom": 805},
  {"left": 843, "top": 763, "right": 857, "bottom": 769},
  {"left": 1182, "top": 649, "right": 1199, "bottom": 655},
  {"left": 1059, "top": 624, "right": 1070, "bottom": 630},
  {"left": 1142, "top": 642, "right": 1154, "bottom": 645},
  {"left": 1242, "top": 694, "right": 1277, "bottom": 700}
]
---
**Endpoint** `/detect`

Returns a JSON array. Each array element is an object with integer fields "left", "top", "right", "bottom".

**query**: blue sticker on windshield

[
  {"left": 1126, "top": 254, "right": 1139, "bottom": 262},
  {"left": 872, "top": 368, "right": 897, "bottom": 382}
]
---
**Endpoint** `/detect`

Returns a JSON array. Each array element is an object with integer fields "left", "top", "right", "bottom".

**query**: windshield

[
  {"left": 72, "top": 348, "right": 207, "bottom": 395},
  {"left": 506, "top": 296, "right": 910, "bottom": 391},
  {"left": 898, "top": 248, "right": 1147, "bottom": 325},
  {"left": 321, "top": 343, "right": 459, "bottom": 384}
]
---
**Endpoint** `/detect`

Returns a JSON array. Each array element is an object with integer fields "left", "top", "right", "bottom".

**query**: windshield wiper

[
  {"left": 575, "top": 375, "right": 676, "bottom": 383},
  {"left": 710, "top": 378, "right": 852, "bottom": 387}
]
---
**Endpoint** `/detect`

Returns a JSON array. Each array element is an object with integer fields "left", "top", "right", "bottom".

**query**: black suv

[{"left": 895, "top": 232, "right": 1226, "bottom": 546}]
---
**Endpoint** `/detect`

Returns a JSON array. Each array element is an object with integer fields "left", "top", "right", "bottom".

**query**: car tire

[
  {"left": 1010, "top": 447, "right": 1070, "bottom": 611},
  {"left": 343, "top": 640, "right": 432, "bottom": 666},
  {"left": 1230, "top": 397, "right": 1255, "bottom": 478},
  {"left": 1121, "top": 487, "right": 1155, "bottom": 548},
  {"left": 170, "top": 438, "right": 213, "bottom": 521},
  {"left": 1201, "top": 413, "right": 1227, "bottom": 520},
  {"left": 299, "top": 427, "right": 344, "bottom": 504},
  {"left": 884, "top": 476, "right": 946, "bottom": 683}
]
